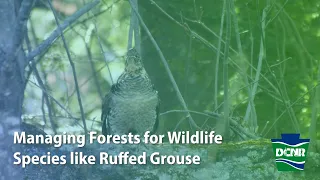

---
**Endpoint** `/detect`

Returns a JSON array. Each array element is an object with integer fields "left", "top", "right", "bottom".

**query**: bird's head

[{"left": 125, "top": 48, "right": 144, "bottom": 75}]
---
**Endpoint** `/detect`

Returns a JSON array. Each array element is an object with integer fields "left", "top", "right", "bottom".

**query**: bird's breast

[
  {"left": 116, "top": 92, "right": 158, "bottom": 113},
  {"left": 108, "top": 91, "right": 158, "bottom": 135}
]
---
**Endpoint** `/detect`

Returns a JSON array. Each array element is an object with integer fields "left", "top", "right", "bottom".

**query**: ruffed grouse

[{"left": 101, "top": 48, "right": 159, "bottom": 136}]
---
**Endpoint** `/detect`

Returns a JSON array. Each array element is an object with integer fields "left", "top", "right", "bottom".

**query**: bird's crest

[{"left": 125, "top": 48, "right": 143, "bottom": 74}]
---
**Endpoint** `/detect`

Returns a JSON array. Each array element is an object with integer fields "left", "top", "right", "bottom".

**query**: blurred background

[{"left": 23, "top": 0, "right": 319, "bottom": 143}]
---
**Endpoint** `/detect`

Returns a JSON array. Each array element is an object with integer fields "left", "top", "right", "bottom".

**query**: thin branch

[
  {"left": 128, "top": 0, "right": 200, "bottom": 129},
  {"left": 160, "top": 110, "right": 219, "bottom": 119},
  {"left": 24, "top": 18, "right": 39, "bottom": 85},
  {"left": 182, "top": 17, "right": 237, "bottom": 55},
  {"left": 149, "top": 0, "right": 280, "bottom": 99},
  {"left": 132, "top": 0, "right": 140, "bottom": 53},
  {"left": 309, "top": 60, "right": 320, "bottom": 149},
  {"left": 93, "top": 23, "right": 114, "bottom": 84},
  {"left": 276, "top": 3, "right": 314, "bottom": 62},
  {"left": 127, "top": 12, "right": 134, "bottom": 50},
  {"left": 243, "top": 4, "right": 267, "bottom": 130},
  {"left": 86, "top": 38, "right": 104, "bottom": 100},
  {"left": 127, "top": 0, "right": 140, "bottom": 53},
  {"left": 161, "top": 109, "right": 259, "bottom": 139},
  {"left": 27, "top": 80, "right": 84, "bottom": 129},
  {"left": 74, "top": 0, "right": 121, "bottom": 29},
  {"left": 269, "top": 57, "right": 292, "bottom": 68},
  {"left": 184, "top": 36, "right": 192, "bottom": 97},
  {"left": 48, "top": 0, "right": 88, "bottom": 134},
  {"left": 265, "top": 0, "right": 288, "bottom": 28},
  {"left": 69, "top": 64, "right": 109, "bottom": 98},
  {"left": 263, "top": 17, "right": 300, "bottom": 134},
  {"left": 69, "top": 25, "right": 104, "bottom": 100},
  {"left": 205, "top": 111, "right": 259, "bottom": 139},
  {"left": 151, "top": 0, "right": 239, "bottom": 55},
  {"left": 263, "top": 84, "right": 320, "bottom": 137},
  {"left": 214, "top": 0, "right": 226, "bottom": 110},
  {"left": 221, "top": 0, "right": 231, "bottom": 136},
  {"left": 23, "top": 114, "right": 98, "bottom": 124},
  {"left": 26, "top": 0, "right": 100, "bottom": 62},
  {"left": 25, "top": 23, "right": 57, "bottom": 134},
  {"left": 231, "top": 0, "right": 256, "bottom": 128},
  {"left": 41, "top": 93, "right": 47, "bottom": 125},
  {"left": 215, "top": 79, "right": 261, "bottom": 112},
  {"left": 278, "top": 18, "right": 300, "bottom": 132}
]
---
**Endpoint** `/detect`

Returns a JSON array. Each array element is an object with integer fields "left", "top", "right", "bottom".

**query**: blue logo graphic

[{"left": 271, "top": 134, "right": 310, "bottom": 171}]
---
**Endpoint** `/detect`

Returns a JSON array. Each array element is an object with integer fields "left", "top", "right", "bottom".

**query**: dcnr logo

[
  {"left": 275, "top": 148, "right": 306, "bottom": 157},
  {"left": 271, "top": 134, "right": 310, "bottom": 171}
]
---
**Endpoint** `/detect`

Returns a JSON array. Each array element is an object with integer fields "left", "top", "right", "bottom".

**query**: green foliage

[{"left": 23, "top": 0, "right": 319, "bottom": 142}]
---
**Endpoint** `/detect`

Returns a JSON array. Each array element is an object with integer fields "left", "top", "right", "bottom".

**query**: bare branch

[
  {"left": 161, "top": 109, "right": 259, "bottom": 139},
  {"left": 47, "top": 0, "right": 88, "bottom": 134},
  {"left": 26, "top": 0, "right": 100, "bottom": 62},
  {"left": 69, "top": 26, "right": 104, "bottom": 100},
  {"left": 128, "top": 0, "right": 200, "bottom": 130},
  {"left": 214, "top": 0, "right": 226, "bottom": 110},
  {"left": 221, "top": 0, "right": 231, "bottom": 136},
  {"left": 25, "top": 25, "right": 57, "bottom": 134},
  {"left": 28, "top": 80, "right": 84, "bottom": 129},
  {"left": 93, "top": 23, "right": 114, "bottom": 84},
  {"left": 13, "top": 0, "right": 36, "bottom": 52},
  {"left": 127, "top": 0, "right": 140, "bottom": 53}
]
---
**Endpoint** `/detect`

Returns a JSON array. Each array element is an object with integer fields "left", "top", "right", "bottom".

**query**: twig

[
  {"left": 41, "top": 93, "right": 47, "bottom": 125},
  {"left": 24, "top": 18, "right": 39, "bottom": 85},
  {"left": 214, "top": 0, "right": 226, "bottom": 110},
  {"left": 127, "top": 0, "right": 140, "bottom": 53},
  {"left": 74, "top": 0, "right": 121, "bottom": 30},
  {"left": 276, "top": 3, "right": 314, "bottom": 62},
  {"left": 28, "top": 80, "right": 84, "bottom": 129},
  {"left": 93, "top": 23, "right": 114, "bottom": 84},
  {"left": 69, "top": 25, "right": 104, "bottom": 100},
  {"left": 265, "top": 0, "right": 288, "bottom": 28},
  {"left": 244, "top": 3, "right": 270, "bottom": 130},
  {"left": 148, "top": 0, "right": 279, "bottom": 98},
  {"left": 221, "top": 0, "right": 231, "bottom": 136},
  {"left": 182, "top": 17, "right": 237, "bottom": 55},
  {"left": 48, "top": 0, "right": 88, "bottom": 134},
  {"left": 149, "top": 0, "right": 281, "bottom": 98},
  {"left": 160, "top": 110, "right": 219, "bottom": 119},
  {"left": 128, "top": 0, "right": 200, "bottom": 129},
  {"left": 26, "top": 21, "right": 48, "bottom": 128},
  {"left": 269, "top": 57, "right": 292, "bottom": 68},
  {"left": 215, "top": 79, "right": 261, "bottom": 112},
  {"left": 184, "top": 36, "right": 192, "bottom": 97},
  {"left": 69, "top": 64, "right": 109, "bottom": 97},
  {"left": 25, "top": 24, "right": 57, "bottom": 134},
  {"left": 26, "top": 0, "right": 100, "bottom": 62},
  {"left": 309, "top": 61, "right": 320, "bottom": 149},
  {"left": 127, "top": 12, "right": 134, "bottom": 50},
  {"left": 206, "top": 111, "right": 259, "bottom": 139},
  {"left": 237, "top": 0, "right": 256, "bottom": 129},
  {"left": 161, "top": 109, "right": 259, "bottom": 139},
  {"left": 150, "top": 0, "right": 238, "bottom": 55},
  {"left": 263, "top": 84, "right": 319, "bottom": 136},
  {"left": 262, "top": 16, "right": 300, "bottom": 134},
  {"left": 85, "top": 38, "right": 104, "bottom": 100},
  {"left": 132, "top": 0, "right": 140, "bottom": 53},
  {"left": 23, "top": 114, "right": 98, "bottom": 123}
]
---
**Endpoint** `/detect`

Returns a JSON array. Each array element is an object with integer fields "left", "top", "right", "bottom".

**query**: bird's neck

[{"left": 113, "top": 74, "right": 155, "bottom": 96}]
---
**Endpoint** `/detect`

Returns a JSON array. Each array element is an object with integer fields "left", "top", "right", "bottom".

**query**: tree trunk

[{"left": 0, "top": 0, "right": 31, "bottom": 179}]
